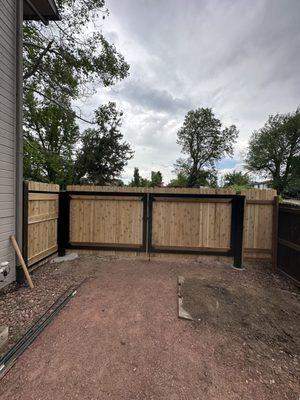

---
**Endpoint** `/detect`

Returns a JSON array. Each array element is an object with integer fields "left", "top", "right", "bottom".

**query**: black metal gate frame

[
  {"left": 58, "top": 191, "right": 245, "bottom": 268},
  {"left": 58, "top": 191, "right": 149, "bottom": 255},
  {"left": 147, "top": 193, "right": 245, "bottom": 268}
]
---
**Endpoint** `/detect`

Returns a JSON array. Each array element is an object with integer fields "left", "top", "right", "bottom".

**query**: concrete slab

[
  {"left": 50, "top": 253, "right": 78, "bottom": 264},
  {"left": 177, "top": 276, "right": 193, "bottom": 320}
]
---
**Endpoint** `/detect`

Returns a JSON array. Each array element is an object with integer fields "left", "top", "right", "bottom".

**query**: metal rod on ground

[
  {"left": 0, "top": 279, "right": 87, "bottom": 379},
  {"left": 146, "top": 193, "right": 150, "bottom": 262},
  {"left": 10, "top": 235, "right": 34, "bottom": 289}
]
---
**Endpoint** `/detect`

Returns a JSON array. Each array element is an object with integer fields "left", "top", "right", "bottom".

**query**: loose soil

[
  {"left": 0, "top": 256, "right": 299, "bottom": 400},
  {"left": 181, "top": 275, "right": 300, "bottom": 399}
]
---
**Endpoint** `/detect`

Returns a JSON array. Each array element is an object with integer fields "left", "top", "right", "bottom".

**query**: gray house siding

[{"left": 0, "top": 0, "right": 17, "bottom": 287}]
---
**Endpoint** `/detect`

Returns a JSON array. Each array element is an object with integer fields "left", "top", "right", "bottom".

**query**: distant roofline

[{"left": 251, "top": 179, "right": 272, "bottom": 185}]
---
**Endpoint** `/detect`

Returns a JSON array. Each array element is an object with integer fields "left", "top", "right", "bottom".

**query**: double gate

[{"left": 58, "top": 190, "right": 245, "bottom": 268}]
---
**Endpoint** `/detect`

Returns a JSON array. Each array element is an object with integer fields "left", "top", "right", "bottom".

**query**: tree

[
  {"left": 23, "top": 1, "right": 129, "bottom": 121},
  {"left": 175, "top": 108, "right": 238, "bottom": 187},
  {"left": 74, "top": 102, "right": 133, "bottom": 184},
  {"left": 130, "top": 167, "right": 141, "bottom": 187},
  {"left": 24, "top": 88, "right": 80, "bottom": 185},
  {"left": 23, "top": 0, "right": 130, "bottom": 183},
  {"left": 150, "top": 171, "right": 163, "bottom": 187},
  {"left": 246, "top": 110, "right": 300, "bottom": 194},
  {"left": 223, "top": 170, "right": 251, "bottom": 188},
  {"left": 129, "top": 169, "right": 163, "bottom": 187},
  {"left": 168, "top": 171, "right": 189, "bottom": 187},
  {"left": 169, "top": 168, "right": 217, "bottom": 188}
]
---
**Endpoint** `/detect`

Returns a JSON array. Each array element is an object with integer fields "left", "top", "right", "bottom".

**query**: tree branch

[
  {"left": 25, "top": 86, "right": 95, "bottom": 125},
  {"left": 24, "top": 40, "right": 54, "bottom": 81}
]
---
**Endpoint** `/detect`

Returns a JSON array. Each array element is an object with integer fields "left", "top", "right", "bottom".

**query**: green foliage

[
  {"left": 23, "top": 0, "right": 130, "bottom": 185},
  {"left": 129, "top": 168, "right": 163, "bottom": 187},
  {"left": 175, "top": 108, "right": 238, "bottom": 187},
  {"left": 23, "top": 0, "right": 129, "bottom": 104},
  {"left": 168, "top": 172, "right": 189, "bottom": 187},
  {"left": 246, "top": 110, "right": 300, "bottom": 194},
  {"left": 130, "top": 167, "right": 141, "bottom": 187},
  {"left": 74, "top": 102, "right": 133, "bottom": 184},
  {"left": 24, "top": 89, "right": 80, "bottom": 185},
  {"left": 169, "top": 169, "right": 217, "bottom": 188},
  {"left": 222, "top": 170, "right": 251, "bottom": 188},
  {"left": 150, "top": 171, "right": 163, "bottom": 187}
]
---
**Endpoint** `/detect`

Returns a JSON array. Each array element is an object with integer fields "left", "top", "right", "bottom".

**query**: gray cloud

[
  {"left": 78, "top": 0, "right": 300, "bottom": 183},
  {"left": 114, "top": 80, "right": 192, "bottom": 114}
]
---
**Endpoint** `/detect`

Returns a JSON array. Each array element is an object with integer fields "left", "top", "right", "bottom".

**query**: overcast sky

[{"left": 78, "top": 0, "right": 300, "bottom": 184}]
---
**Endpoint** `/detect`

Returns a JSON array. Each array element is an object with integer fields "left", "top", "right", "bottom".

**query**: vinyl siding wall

[{"left": 0, "top": 0, "right": 17, "bottom": 288}]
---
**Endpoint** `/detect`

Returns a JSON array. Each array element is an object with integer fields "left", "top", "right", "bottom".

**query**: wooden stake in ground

[{"left": 10, "top": 235, "right": 34, "bottom": 289}]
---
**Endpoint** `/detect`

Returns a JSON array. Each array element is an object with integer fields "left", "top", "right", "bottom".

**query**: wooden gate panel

[
  {"left": 24, "top": 181, "right": 59, "bottom": 266},
  {"left": 69, "top": 195, "right": 144, "bottom": 246},
  {"left": 151, "top": 199, "right": 232, "bottom": 250}
]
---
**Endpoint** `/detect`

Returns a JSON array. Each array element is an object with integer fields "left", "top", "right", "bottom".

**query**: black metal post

[
  {"left": 142, "top": 194, "right": 148, "bottom": 254},
  {"left": 17, "top": 181, "right": 29, "bottom": 283},
  {"left": 147, "top": 194, "right": 154, "bottom": 257},
  {"left": 231, "top": 195, "right": 245, "bottom": 269},
  {"left": 57, "top": 191, "right": 69, "bottom": 256}
]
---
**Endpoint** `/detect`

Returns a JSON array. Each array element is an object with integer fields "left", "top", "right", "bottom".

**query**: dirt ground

[{"left": 0, "top": 256, "right": 299, "bottom": 400}]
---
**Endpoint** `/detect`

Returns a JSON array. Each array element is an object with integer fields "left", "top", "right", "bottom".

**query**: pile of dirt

[
  {"left": 181, "top": 275, "right": 300, "bottom": 398},
  {"left": 181, "top": 276, "right": 300, "bottom": 353}
]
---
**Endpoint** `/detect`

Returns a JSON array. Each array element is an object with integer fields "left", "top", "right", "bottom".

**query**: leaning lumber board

[{"left": 10, "top": 236, "right": 34, "bottom": 289}]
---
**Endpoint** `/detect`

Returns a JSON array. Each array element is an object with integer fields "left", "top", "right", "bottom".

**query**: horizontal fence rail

[
  {"left": 147, "top": 192, "right": 245, "bottom": 268},
  {"left": 58, "top": 191, "right": 148, "bottom": 254}
]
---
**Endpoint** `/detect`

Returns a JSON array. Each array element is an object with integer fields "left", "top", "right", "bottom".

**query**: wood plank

[
  {"left": 246, "top": 200, "right": 274, "bottom": 205},
  {"left": 28, "top": 245, "right": 58, "bottom": 266},
  {"left": 278, "top": 238, "right": 300, "bottom": 252},
  {"left": 70, "top": 195, "right": 142, "bottom": 201},
  {"left": 29, "top": 193, "right": 58, "bottom": 201},
  {"left": 28, "top": 181, "right": 59, "bottom": 193},
  {"left": 28, "top": 215, "right": 58, "bottom": 225},
  {"left": 70, "top": 242, "right": 141, "bottom": 248},
  {"left": 153, "top": 245, "right": 230, "bottom": 252},
  {"left": 244, "top": 248, "right": 272, "bottom": 254},
  {"left": 153, "top": 197, "right": 232, "bottom": 203}
]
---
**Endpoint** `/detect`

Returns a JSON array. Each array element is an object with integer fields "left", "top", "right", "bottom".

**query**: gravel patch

[{"left": 0, "top": 255, "right": 97, "bottom": 358}]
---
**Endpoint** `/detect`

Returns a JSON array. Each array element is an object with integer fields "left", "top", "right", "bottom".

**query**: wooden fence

[
  {"left": 23, "top": 181, "right": 59, "bottom": 267},
  {"left": 242, "top": 188, "right": 278, "bottom": 265},
  {"left": 64, "top": 186, "right": 277, "bottom": 265},
  {"left": 22, "top": 183, "right": 278, "bottom": 268}
]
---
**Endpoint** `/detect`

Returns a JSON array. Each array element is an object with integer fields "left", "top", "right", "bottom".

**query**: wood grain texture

[
  {"left": 242, "top": 189, "right": 277, "bottom": 261},
  {"left": 69, "top": 196, "right": 143, "bottom": 245},
  {"left": 151, "top": 199, "right": 232, "bottom": 249},
  {"left": 26, "top": 185, "right": 277, "bottom": 263},
  {"left": 27, "top": 182, "right": 59, "bottom": 266}
]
